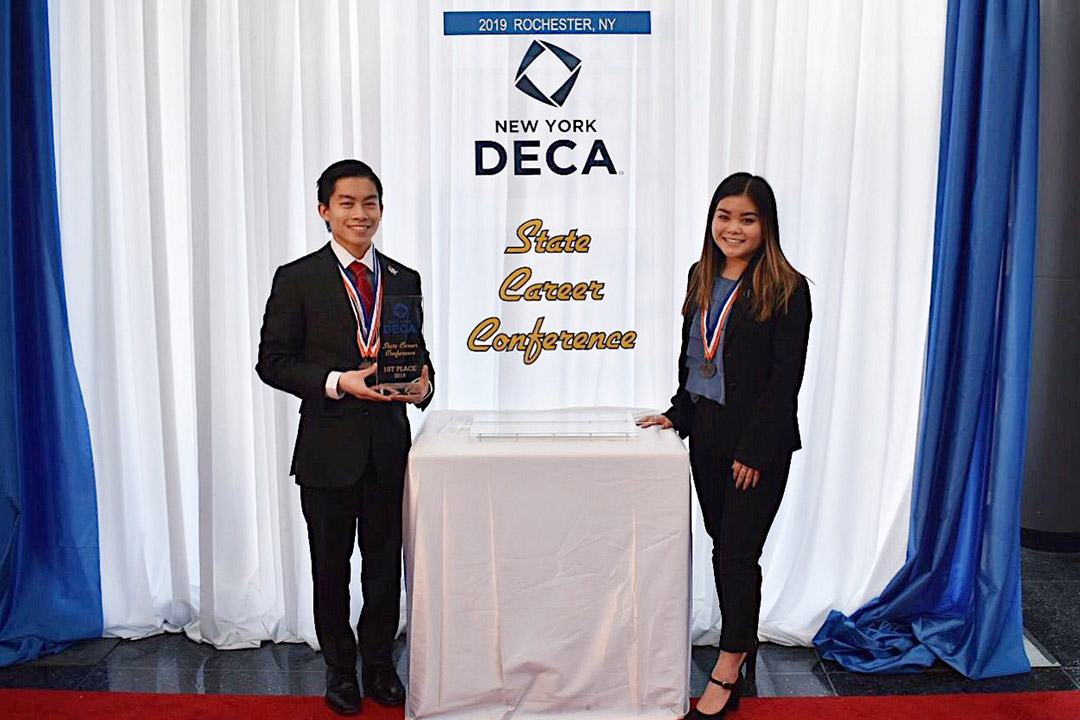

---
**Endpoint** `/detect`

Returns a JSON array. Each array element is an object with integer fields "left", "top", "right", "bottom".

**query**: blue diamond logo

[{"left": 515, "top": 40, "right": 582, "bottom": 107}]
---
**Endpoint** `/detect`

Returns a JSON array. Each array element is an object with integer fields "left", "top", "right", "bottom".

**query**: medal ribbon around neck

[
  {"left": 701, "top": 278, "right": 743, "bottom": 364},
  {"left": 337, "top": 255, "right": 383, "bottom": 360}
]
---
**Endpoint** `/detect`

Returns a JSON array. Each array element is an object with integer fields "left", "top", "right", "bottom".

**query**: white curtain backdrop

[{"left": 48, "top": 0, "right": 945, "bottom": 649}]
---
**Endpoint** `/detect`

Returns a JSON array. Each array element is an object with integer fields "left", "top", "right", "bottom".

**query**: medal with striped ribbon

[
  {"left": 700, "top": 278, "right": 742, "bottom": 378},
  {"left": 337, "top": 256, "right": 384, "bottom": 364}
]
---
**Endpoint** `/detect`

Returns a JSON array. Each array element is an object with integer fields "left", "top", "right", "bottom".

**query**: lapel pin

[{"left": 387, "top": 264, "right": 399, "bottom": 276}]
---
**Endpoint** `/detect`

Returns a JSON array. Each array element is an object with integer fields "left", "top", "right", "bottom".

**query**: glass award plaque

[{"left": 378, "top": 294, "right": 426, "bottom": 395}]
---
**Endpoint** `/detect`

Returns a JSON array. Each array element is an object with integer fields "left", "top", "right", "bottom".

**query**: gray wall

[{"left": 1021, "top": 0, "right": 1080, "bottom": 538}]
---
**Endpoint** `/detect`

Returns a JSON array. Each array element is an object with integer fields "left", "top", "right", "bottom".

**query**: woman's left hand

[
  {"left": 732, "top": 460, "right": 760, "bottom": 490},
  {"left": 636, "top": 414, "right": 673, "bottom": 430}
]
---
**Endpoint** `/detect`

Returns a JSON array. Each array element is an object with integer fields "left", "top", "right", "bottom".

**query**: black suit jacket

[
  {"left": 664, "top": 261, "right": 811, "bottom": 471},
  {"left": 256, "top": 243, "right": 434, "bottom": 488}
]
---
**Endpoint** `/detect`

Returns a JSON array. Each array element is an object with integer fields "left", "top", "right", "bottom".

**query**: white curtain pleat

[{"left": 49, "top": 0, "right": 944, "bottom": 649}]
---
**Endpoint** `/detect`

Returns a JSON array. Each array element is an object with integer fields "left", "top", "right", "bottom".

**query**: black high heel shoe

[{"left": 684, "top": 673, "right": 743, "bottom": 720}]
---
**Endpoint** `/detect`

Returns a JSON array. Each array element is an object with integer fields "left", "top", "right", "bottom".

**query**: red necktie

[{"left": 348, "top": 261, "right": 374, "bottom": 318}]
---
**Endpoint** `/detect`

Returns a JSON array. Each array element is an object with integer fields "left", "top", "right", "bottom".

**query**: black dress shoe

[
  {"left": 325, "top": 667, "right": 361, "bottom": 716},
  {"left": 362, "top": 666, "right": 406, "bottom": 707}
]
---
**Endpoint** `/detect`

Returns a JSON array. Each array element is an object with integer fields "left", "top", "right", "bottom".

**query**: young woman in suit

[{"left": 638, "top": 172, "right": 812, "bottom": 719}]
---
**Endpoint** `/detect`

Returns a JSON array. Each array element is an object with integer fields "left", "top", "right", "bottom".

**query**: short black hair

[{"left": 316, "top": 159, "right": 383, "bottom": 231}]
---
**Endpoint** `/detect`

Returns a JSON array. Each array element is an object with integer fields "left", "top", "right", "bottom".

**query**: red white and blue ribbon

[
  {"left": 701, "top": 278, "right": 742, "bottom": 363},
  {"left": 337, "top": 255, "right": 383, "bottom": 360}
]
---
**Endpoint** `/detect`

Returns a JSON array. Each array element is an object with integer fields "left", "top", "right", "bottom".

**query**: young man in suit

[{"left": 256, "top": 159, "right": 433, "bottom": 716}]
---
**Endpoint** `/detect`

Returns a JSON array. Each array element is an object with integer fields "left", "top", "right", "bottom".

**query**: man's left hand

[{"left": 387, "top": 365, "right": 431, "bottom": 404}]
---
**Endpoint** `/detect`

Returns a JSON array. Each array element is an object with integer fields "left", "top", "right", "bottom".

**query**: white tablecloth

[{"left": 404, "top": 410, "right": 691, "bottom": 720}]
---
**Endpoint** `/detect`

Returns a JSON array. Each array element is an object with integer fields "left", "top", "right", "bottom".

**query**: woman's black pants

[{"left": 689, "top": 399, "right": 793, "bottom": 653}]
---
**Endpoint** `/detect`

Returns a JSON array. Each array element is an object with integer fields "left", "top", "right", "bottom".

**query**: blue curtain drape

[
  {"left": 814, "top": 0, "right": 1039, "bottom": 680},
  {"left": 0, "top": 0, "right": 102, "bottom": 666}
]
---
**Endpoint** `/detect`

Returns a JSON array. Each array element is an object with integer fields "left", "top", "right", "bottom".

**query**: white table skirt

[{"left": 404, "top": 409, "right": 691, "bottom": 720}]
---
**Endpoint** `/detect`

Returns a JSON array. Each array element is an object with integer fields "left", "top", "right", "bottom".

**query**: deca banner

[{"left": 440, "top": 7, "right": 660, "bottom": 404}]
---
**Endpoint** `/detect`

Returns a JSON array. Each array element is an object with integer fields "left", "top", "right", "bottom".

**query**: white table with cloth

[{"left": 403, "top": 409, "right": 691, "bottom": 720}]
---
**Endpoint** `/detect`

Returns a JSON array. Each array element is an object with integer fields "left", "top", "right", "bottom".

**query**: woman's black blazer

[{"left": 663, "top": 261, "right": 812, "bottom": 472}]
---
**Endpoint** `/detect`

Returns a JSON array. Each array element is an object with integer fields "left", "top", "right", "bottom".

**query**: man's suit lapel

[
  {"left": 375, "top": 248, "right": 406, "bottom": 297},
  {"left": 316, "top": 243, "right": 359, "bottom": 343}
]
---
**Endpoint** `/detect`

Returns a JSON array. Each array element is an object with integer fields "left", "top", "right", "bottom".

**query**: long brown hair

[{"left": 683, "top": 173, "right": 801, "bottom": 321}]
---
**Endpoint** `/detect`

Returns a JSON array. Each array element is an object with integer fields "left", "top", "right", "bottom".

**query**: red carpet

[{"left": 2, "top": 689, "right": 1079, "bottom": 719}]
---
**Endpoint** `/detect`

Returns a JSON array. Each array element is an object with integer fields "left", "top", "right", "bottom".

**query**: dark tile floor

[
  {"left": 2, "top": 549, "right": 1078, "bottom": 698},
  {"left": 0, "top": 633, "right": 407, "bottom": 696}
]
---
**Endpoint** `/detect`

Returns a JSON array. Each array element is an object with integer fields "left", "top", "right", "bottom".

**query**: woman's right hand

[{"left": 636, "top": 414, "right": 673, "bottom": 430}]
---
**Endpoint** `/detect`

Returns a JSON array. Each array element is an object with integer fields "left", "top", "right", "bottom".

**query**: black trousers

[
  {"left": 299, "top": 455, "right": 404, "bottom": 673},
  {"left": 689, "top": 399, "right": 792, "bottom": 653}
]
